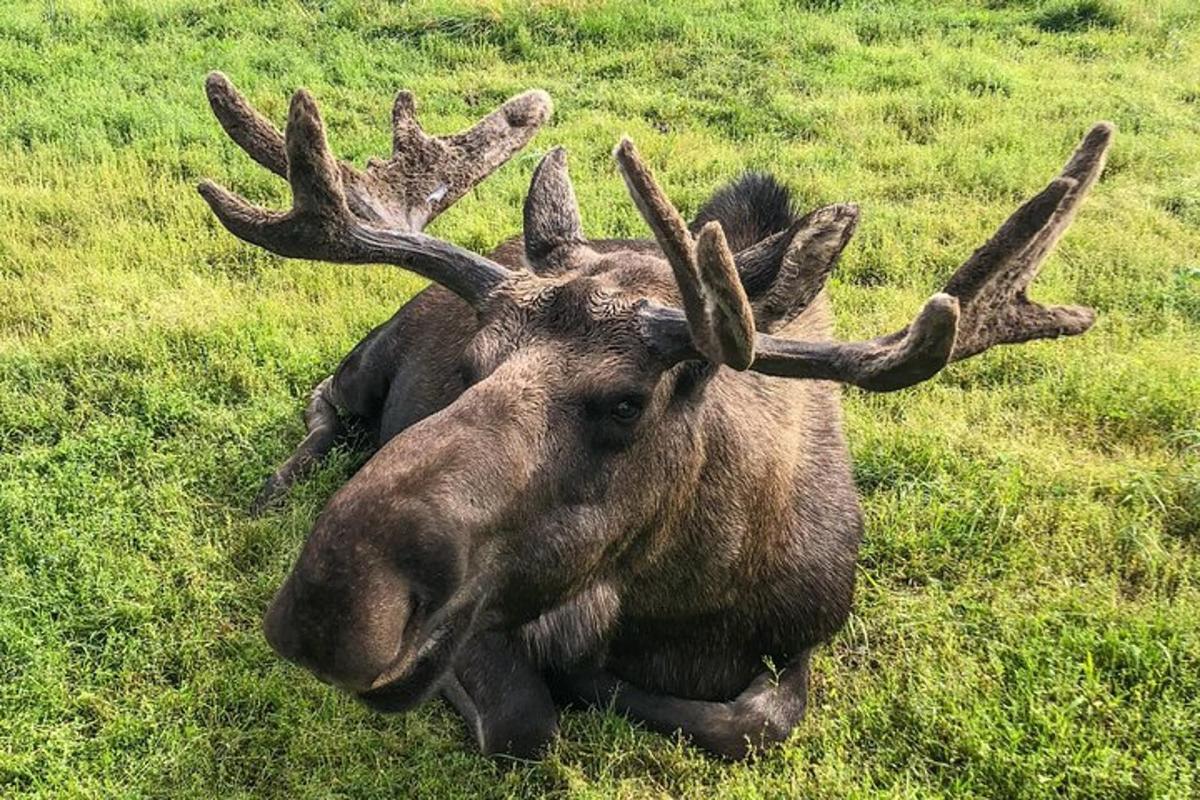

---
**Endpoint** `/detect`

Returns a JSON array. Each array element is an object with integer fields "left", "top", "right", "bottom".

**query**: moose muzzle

[{"left": 260, "top": 369, "right": 546, "bottom": 709}]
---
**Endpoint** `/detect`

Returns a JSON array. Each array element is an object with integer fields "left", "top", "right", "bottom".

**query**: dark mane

[{"left": 689, "top": 172, "right": 795, "bottom": 253}]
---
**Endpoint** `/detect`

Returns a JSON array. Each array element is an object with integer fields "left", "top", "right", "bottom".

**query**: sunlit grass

[{"left": 1, "top": 0, "right": 1198, "bottom": 797}]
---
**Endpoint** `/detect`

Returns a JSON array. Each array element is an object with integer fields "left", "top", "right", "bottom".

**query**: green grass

[{"left": 1, "top": 0, "right": 1198, "bottom": 796}]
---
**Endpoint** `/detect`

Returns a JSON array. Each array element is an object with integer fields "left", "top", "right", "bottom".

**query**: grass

[{"left": 1, "top": 0, "right": 1198, "bottom": 796}]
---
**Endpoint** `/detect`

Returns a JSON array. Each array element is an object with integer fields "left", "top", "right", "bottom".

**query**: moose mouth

[{"left": 356, "top": 596, "right": 480, "bottom": 713}]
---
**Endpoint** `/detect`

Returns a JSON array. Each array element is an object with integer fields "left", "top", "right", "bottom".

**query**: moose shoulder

[{"left": 198, "top": 74, "right": 1112, "bottom": 760}]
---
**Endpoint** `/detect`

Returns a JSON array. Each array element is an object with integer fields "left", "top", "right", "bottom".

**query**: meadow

[{"left": 1, "top": 0, "right": 1198, "bottom": 797}]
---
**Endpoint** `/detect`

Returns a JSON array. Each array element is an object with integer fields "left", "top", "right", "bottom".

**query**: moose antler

[
  {"left": 199, "top": 80, "right": 545, "bottom": 306},
  {"left": 204, "top": 72, "right": 551, "bottom": 232},
  {"left": 620, "top": 122, "right": 1111, "bottom": 391},
  {"left": 616, "top": 138, "right": 960, "bottom": 391},
  {"left": 936, "top": 122, "right": 1112, "bottom": 360},
  {"left": 614, "top": 138, "right": 759, "bottom": 370}
]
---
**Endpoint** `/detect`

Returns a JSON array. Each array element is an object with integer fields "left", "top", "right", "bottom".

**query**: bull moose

[{"left": 198, "top": 73, "right": 1112, "bottom": 760}]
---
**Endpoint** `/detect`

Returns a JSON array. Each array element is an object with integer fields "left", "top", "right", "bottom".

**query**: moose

[{"left": 199, "top": 73, "right": 1112, "bottom": 760}]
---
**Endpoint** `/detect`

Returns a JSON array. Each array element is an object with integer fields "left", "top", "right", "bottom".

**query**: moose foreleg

[
  {"left": 442, "top": 631, "right": 559, "bottom": 759},
  {"left": 250, "top": 375, "right": 342, "bottom": 515},
  {"left": 554, "top": 649, "right": 813, "bottom": 761}
]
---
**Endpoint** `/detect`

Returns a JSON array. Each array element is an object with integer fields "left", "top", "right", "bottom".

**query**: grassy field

[{"left": 1, "top": 0, "right": 1198, "bottom": 796}]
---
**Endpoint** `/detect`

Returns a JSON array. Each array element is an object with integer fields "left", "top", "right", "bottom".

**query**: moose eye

[
  {"left": 607, "top": 395, "right": 645, "bottom": 424},
  {"left": 583, "top": 390, "right": 649, "bottom": 450}
]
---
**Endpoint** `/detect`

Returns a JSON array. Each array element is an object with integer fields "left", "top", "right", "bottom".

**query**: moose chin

[{"left": 198, "top": 71, "right": 1113, "bottom": 760}]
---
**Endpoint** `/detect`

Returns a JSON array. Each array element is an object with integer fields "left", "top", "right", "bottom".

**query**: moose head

[{"left": 199, "top": 74, "right": 1110, "bottom": 757}]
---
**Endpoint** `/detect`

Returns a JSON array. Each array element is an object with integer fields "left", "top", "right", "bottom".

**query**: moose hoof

[{"left": 248, "top": 475, "right": 285, "bottom": 517}]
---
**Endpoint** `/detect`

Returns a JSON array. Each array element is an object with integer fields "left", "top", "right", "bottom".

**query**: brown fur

[{"left": 268, "top": 236, "right": 858, "bottom": 723}]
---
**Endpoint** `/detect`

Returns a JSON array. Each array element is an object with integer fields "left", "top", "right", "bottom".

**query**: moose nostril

[
  {"left": 259, "top": 570, "right": 423, "bottom": 694},
  {"left": 406, "top": 591, "right": 423, "bottom": 628}
]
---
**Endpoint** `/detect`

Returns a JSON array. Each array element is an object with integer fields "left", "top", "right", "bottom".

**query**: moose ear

[
  {"left": 523, "top": 147, "right": 586, "bottom": 274},
  {"left": 735, "top": 203, "right": 859, "bottom": 333}
]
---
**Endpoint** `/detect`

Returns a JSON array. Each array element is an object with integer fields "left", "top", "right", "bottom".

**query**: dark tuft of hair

[{"left": 689, "top": 172, "right": 796, "bottom": 254}]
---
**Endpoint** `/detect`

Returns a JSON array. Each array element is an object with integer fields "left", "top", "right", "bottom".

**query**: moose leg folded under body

[
  {"left": 441, "top": 631, "right": 560, "bottom": 759},
  {"left": 551, "top": 649, "right": 814, "bottom": 761},
  {"left": 250, "top": 375, "right": 342, "bottom": 515}
]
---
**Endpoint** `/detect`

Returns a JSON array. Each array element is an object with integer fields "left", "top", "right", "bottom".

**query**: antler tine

[
  {"left": 390, "top": 90, "right": 429, "bottom": 156},
  {"left": 286, "top": 89, "right": 348, "bottom": 217},
  {"left": 198, "top": 89, "right": 347, "bottom": 257},
  {"left": 205, "top": 72, "right": 288, "bottom": 178},
  {"left": 941, "top": 122, "right": 1113, "bottom": 360},
  {"left": 696, "top": 222, "right": 756, "bottom": 370},
  {"left": 1010, "top": 121, "right": 1113, "bottom": 288},
  {"left": 621, "top": 136, "right": 956, "bottom": 386},
  {"left": 437, "top": 90, "right": 552, "bottom": 209},
  {"left": 615, "top": 137, "right": 755, "bottom": 369},
  {"left": 197, "top": 179, "right": 288, "bottom": 252},
  {"left": 199, "top": 87, "right": 512, "bottom": 306},
  {"left": 613, "top": 139, "right": 699, "bottom": 293},
  {"left": 203, "top": 73, "right": 551, "bottom": 234},
  {"left": 387, "top": 88, "right": 552, "bottom": 220},
  {"left": 638, "top": 282, "right": 961, "bottom": 392}
]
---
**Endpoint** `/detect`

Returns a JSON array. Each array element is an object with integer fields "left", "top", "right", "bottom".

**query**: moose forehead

[{"left": 477, "top": 249, "right": 676, "bottom": 353}]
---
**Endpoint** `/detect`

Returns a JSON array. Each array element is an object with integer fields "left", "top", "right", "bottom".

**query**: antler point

[
  {"left": 196, "top": 179, "right": 231, "bottom": 207},
  {"left": 512, "top": 89, "right": 553, "bottom": 125},
  {"left": 287, "top": 90, "right": 326, "bottom": 144},
  {"left": 290, "top": 87, "right": 317, "bottom": 111},
  {"left": 393, "top": 90, "right": 417, "bottom": 117}
]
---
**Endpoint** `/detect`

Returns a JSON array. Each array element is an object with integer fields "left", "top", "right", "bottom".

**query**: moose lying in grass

[{"left": 199, "top": 73, "right": 1112, "bottom": 760}]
